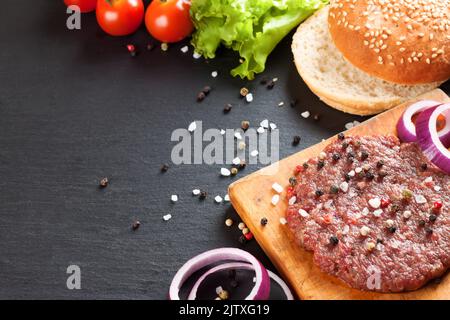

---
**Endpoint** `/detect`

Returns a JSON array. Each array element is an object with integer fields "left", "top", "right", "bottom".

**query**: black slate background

[{"left": 0, "top": 1, "right": 448, "bottom": 299}]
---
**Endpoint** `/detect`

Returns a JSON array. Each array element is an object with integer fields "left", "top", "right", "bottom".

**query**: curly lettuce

[{"left": 190, "top": 0, "right": 328, "bottom": 80}]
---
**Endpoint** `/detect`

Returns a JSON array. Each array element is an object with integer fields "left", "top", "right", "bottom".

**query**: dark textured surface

[{"left": 0, "top": 1, "right": 448, "bottom": 299}]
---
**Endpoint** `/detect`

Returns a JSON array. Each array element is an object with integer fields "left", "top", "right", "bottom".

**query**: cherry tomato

[
  {"left": 64, "top": 0, "right": 97, "bottom": 13},
  {"left": 145, "top": 0, "right": 194, "bottom": 43},
  {"left": 96, "top": 0, "right": 144, "bottom": 36}
]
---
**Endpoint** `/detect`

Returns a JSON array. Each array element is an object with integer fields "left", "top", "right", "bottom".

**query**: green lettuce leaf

[{"left": 191, "top": 0, "right": 328, "bottom": 79}]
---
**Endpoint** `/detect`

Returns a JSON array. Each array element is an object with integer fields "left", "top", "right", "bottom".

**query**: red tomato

[
  {"left": 145, "top": 0, "right": 194, "bottom": 43},
  {"left": 64, "top": 0, "right": 97, "bottom": 13},
  {"left": 96, "top": 0, "right": 144, "bottom": 36}
]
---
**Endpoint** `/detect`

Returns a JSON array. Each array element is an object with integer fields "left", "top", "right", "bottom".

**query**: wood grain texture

[{"left": 229, "top": 89, "right": 450, "bottom": 300}]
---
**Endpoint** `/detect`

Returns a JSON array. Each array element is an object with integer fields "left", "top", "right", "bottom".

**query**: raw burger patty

[{"left": 286, "top": 135, "right": 449, "bottom": 292}]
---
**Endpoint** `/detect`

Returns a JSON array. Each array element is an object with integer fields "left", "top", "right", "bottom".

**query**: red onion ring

[
  {"left": 169, "top": 248, "right": 270, "bottom": 300},
  {"left": 187, "top": 262, "right": 294, "bottom": 300},
  {"left": 416, "top": 103, "right": 450, "bottom": 174},
  {"left": 397, "top": 100, "right": 450, "bottom": 147}
]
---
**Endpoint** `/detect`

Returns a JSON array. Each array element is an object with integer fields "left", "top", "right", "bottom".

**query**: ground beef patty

[{"left": 286, "top": 135, "right": 449, "bottom": 292}]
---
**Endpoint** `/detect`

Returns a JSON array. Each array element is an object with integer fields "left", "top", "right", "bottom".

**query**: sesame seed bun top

[{"left": 328, "top": 0, "right": 450, "bottom": 85}]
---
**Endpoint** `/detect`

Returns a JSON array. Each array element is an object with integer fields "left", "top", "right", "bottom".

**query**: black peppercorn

[
  {"left": 302, "top": 162, "right": 309, "bottom": 169},
  {"left": 429, "top": 214, "right": 437, "bottom": 222},
  {"left": 421, "top": 163, "right": 428, "bottom": 171},
  {"left": 197, "top": 91, "right": 206, "bottom": 102},
  {"left": 342, "top": 142, "right": 349, "bottom": 149},
  {"left": 99, "top": 177, "right": 109, "bottom": 188},
  {"left": 160, "top": 164, "right": 169, "bottom": 172},
  {"left": 260, "top": 217, "right": 268, "bottom": 226},
  {"left": 289, "top": 177, "right": 297, "bottom": 186},
  {"left": 266, "top": 80, "right": 275, "bottom": 89},
  {"left": 337, "top": 133, "right": 345, "bottom": 140},
  {"left": 199, "top": 191, "right": 207, "bottom": 200},
  {"left": 329, "top": 236, "right": 339, "bottom": 245},
  {"left": 332, "top": 153, "right": 341, "bottom": 161},
  {"left": 366, "top": 172, "right": 375, "bottom": 180},
  {"left": 376, "top": 238, "right": 384, "bottom": 244},
  {"left": 313, "top": 114, "right": 321, "bottom": 121},
  {"left": 202, "top": 86, "right": 211, "bottom": 95},
  {"left": 347, "top": 152, "right": 355, "bottom": 160},
  {"left": 361, "top": 150, "right": 369, "bottom": 160},
  {"left": 223, "top": 104, "right": 232, "bottom": 113},
  {"left": 317, "top": 160, "right": 325, "bottom": 169},
  {"left": 290, "top": 99, "right": 298, "bottom": 108},
  {"left": 388, "top": 226, "right": 397, "bottom": 233},
  {"left": 390, "top": 204, "right": 400, "bottom": 213},
  {"left": 419, "top": 219, "right": 426, "bottom": 227},
  {"left": 132, "top": 221, "right": 140, "bottom": 231},
  {"left": 425, "top": 227, "right": 433, "bottom": 235},
  {"left": 315, "top": 189, "right": 324, "bottom": 197},
  {"left": 376, "top": 160, "right": 384, "bottom": 168},
  {"left": 292, "top": 135, "right": 301, "bottom": 146},
  {"left": 330, "top": 185, "right": 339, "bottom": 194},
  {"left": 344, "top": 173, "right": 351, "bottom": 182}
]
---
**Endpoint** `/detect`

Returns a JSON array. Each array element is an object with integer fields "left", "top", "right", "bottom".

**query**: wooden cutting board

[{"left": 229, "top": 89, "right": 450, "bottom": 300}]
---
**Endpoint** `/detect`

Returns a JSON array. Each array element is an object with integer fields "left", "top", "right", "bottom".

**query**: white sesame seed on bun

[{"left": 328, "top": 0, "right": 450, "bottom": 85}]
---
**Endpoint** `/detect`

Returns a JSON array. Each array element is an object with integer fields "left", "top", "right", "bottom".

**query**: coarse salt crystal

[
  {"left": 340, "top": 181, "right": 349, "bottom": 193},
  {"left": 211, "top": 71, "right": 218, "bottom": 78},
  {"left": 163, "top": 214, "right": 172, "bottom": 221},
  {"left": 224, "top": 194, "right": 230, "bottom": 202},
  {"left": 279, "top": 217, "right": 287, "bottom": 225},
  {"left": 188, "top": 121, "right": 197, "bottom": 132},
  {"left": 214, "top": 195, "right": 223, "bottom": 203},
  {"left": 368, "top": 197, "right": 381, "bottom": 209},
  {"left": 193, "top": 52, "right": 202, "bottom": 59},
  {"left": 216, "top": 286, "right": 223, "bottom": 295},
  {"left": 319, "top": 152, "right": 326, "bottom": 160},
  {"left": 260, "top": 119, "right": 269, "bottom": 128},
  {"left": 373, "top": 209, "right": 383, "bottom": 217},
  {"left": 269, "top": 123, "right": 277, "bottom": 130},
  {"left": 415, "top": 194, "right": 427, "bottom": 204},
  {"left": 245, "top": 93, "right": 253, "bottom": 103},
  {"left": 345, "top": 122, "right": 354, "bottom": 130},
  {"left": 298, "top": 209, "right": 309, "bottom": 217},
  {"left": 403, "top": 210, "right": 412, "bottom": 219},
  {"left": 250, "top": 150, "right": 259, "bottom": 157},
  {"left": 355, "top": 167, "right": 362, "bottom": 173},
  {"left": 232, "top": 157, "right": 241, "bottom": 165},
  {"left": 424, "top": 176, "right": 433, "bottom": 183},
  {"left": 220, "top": 168, "right": 231, "bottom": 176},
  {"left": 384, "top": 219, "right": 394, "bottom": 228},
  {"left": 271, "top": 194, "right": 280, "bottom": 206},
  {"left": 192, "top": 189, "right": 200, "bottom": 196},
  {"left": 288, "top": 196, "right": 297, "bottom": 205},
  {"left": 342, "top": 225, "right": 350, "bottom": 235},
  {"left": 434, "top": 186, "right": 441, "bottom": 192},
  {"left": 234, "top": 132, "right": 242, "bottom": 140},
  {"left": 180, "top": 46, "right": 189, "bottom": 53},
  {"left": 362, "top": 207, "right": 369, "bottom": 216},
  {"left": 171, "top": 195, "right": 178, "bottom": 202},
  {"left": 278, "top": 101, "right": 284, "bottom": 107},
  {"left": 220, "top": 129, "right": 226, "bottom": 135},
  {"left": 348, "top": 170, "right": 355, "bottom": 177},
  {"left": 301, "top": 111, "right": 310, "bottom": 119},
  {"left": 257, "top": 127, "right": 265, "bottom": 134},
  {"left": 272, "top": 183, "right": 283, "bottom": 193}
]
